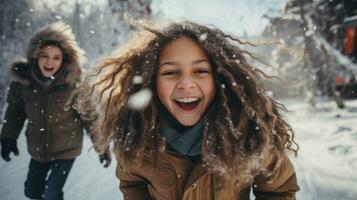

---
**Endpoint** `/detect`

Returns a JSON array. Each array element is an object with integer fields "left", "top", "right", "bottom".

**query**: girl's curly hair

[{"left": 77, "top": 21, "right": 298, "bottom": 188}]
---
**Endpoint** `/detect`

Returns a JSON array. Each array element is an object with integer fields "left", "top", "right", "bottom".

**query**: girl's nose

[
  {"left": 177, "top": 76, "right": 196, "bottom": 89},
  {"left": 48, "top": 59, "right": 54, "bottom": 66},
  {"left": 43, "top": 58, "right": 50, "bottom": 66}
]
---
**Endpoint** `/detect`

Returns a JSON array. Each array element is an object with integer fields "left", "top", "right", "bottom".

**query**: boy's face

[
  {"left": 37, "top": 45, "right": 63, "bottom": 78},
  {"left": 156, "top": 37, "right": 216, "bottom": 126}
]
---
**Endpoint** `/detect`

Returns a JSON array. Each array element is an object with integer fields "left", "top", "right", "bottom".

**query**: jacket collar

[
  {"left": 31, "top": 64, "right": 67, "bottom": 90},
  {"left": 10, "top": 60, "right": 79, "bottom": 88}
]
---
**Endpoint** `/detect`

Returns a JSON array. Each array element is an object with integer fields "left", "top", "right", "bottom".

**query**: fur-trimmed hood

[{"left": 11, "top": 21, "right": 86, "bottom": 86}]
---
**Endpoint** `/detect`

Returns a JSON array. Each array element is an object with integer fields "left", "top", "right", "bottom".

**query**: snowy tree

[
  {"left": 108, "top": 0, "right": 152, "bottom": 20},
  {"left": 0, "top": 0, "right": 34, "bottom": 112},
  {"left": 263, "top": 0, "right": 357, "bottom": 108}
]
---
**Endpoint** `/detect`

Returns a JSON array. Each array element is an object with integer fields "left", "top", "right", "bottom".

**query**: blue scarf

[{"left": 160, "top": 117, "right": 204, "bottom": 156}]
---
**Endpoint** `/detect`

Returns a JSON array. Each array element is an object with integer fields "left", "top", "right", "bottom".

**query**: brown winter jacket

[
  {"left": 117, "top": 149, "right": 299, "bottom": 200},
  {"left": 0, "top": 21, "right": 89, "bottom": 162}
]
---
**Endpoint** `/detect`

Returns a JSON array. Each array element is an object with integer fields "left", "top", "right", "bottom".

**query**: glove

[
  {"left": 99, "top": 152, "right": 111, "bottom": 168},
  {"left": 1, "top": 139, "right": 19, "bottom": 162}
]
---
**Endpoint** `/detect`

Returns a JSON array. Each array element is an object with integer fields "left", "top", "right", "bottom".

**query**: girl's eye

[
  {"left": 195, "top": 69, "right": 211, "bottom": 74},
  {"left": 39, "top": 55, "right": 48, "bottom": 58},
  {"left": 162, "top": 71, "right": 178, "bottom": 76}
]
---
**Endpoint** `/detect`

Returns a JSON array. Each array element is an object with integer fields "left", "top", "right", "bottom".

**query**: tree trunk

[
  {"left": 321, "top": 44, "right": 345, "bottom": 109},
  {"left": 299, "top": 0, "right": 316, "bottom": 108}
]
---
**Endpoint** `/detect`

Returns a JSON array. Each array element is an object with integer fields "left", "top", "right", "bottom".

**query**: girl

[
  {"left": 82, "top": 21, "right": 299, "bottom": 199},
  {"left": 0, "top": 21, "right": 110, "bottom": 200}
]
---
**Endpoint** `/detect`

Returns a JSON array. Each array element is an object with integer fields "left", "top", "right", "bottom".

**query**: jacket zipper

[{"left": 40, "top": 89, "right": 49, "bottom": 161}]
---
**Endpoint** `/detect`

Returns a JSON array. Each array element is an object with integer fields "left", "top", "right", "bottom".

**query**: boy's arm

[
  {"left": 79, "top": 113, "right": 112, "bottom": 167},
  {"left": 0, "top": 82, "right": 27, "bottom": 140},
  {"left": 252, "top": 153, "right": 300, "bottom": 200},
  {"left": 70, "top": 85, "right": 111, "bottom": 167},
  {"left": 68, "top": 83, "right": 98, "bottom": 145}
]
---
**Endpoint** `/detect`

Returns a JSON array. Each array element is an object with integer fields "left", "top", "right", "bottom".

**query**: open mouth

[
  {"left": 43, "top": 65, "right": 54, "bottom": 72},
  {"left": 174, "top": 97, "right": 201, "bottom": 112}
]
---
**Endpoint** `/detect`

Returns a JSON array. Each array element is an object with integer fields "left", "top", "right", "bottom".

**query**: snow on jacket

[{"left": 0, "top": 21, "right": 89, "bottom": 162}]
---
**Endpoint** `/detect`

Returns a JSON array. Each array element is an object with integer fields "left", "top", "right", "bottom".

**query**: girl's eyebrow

[
  {"left": 159, "top": 59, "right": 210, "bottom": 67},
  {"left": 193, "top": 59, "right": 210, "bottom": 65},
  {"left": 159, "top": 61, "right": 178, "bottom": 67}
]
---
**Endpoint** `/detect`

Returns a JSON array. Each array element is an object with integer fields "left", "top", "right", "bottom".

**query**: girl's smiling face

[
  {"left": 156, "top": 37, "right": 216, "bottom": 126},
  {"left": 37, "top": 45, "right": 63, "bottom": 78}
]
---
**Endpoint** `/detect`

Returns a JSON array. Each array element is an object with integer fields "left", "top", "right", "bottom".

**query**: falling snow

[
  {"left": 132, "top": 75, "right": 143, "bottom": 84},
  {"left": 127, "top": 88, "right": 153, "bottom": 110},
  {"left": 199, "top": 33, "right": 207, "bottom": 41},
  {"left": 265, "top": 91, "right": 274, "bottom": 97},
  {"left": 1, "top": 1, "right": 357, "bottom": 200}
]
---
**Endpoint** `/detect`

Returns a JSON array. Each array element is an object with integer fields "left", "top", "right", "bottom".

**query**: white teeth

[{"left": 175, "top": 97, "right": 200, "bottom": 103}]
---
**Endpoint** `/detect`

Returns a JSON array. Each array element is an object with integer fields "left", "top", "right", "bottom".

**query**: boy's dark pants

[{"left": 24, "top": 158, "right": 75, "bottom": 200}]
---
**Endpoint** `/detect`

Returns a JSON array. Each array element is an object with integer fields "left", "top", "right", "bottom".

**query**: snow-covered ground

[
  {"left": 287, "top": 99, "right": 357, "bottom": 200},
  {"left": 0, "top": 133, "right": 122, "bottom": 200},
  {"left": 1, "top": 99, "right": 357, "bottom": 200}
]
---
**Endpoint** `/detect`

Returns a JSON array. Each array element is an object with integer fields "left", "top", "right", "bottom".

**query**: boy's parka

[{"left": 0, "top": 21, "right": 88, "bottom": 162}]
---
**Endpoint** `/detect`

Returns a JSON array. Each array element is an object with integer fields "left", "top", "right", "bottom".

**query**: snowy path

[
  {"left": 1, "top": 100, "right": 357, "bottom": 199},
  {"left": 288, "top": 100, "right": 357, "bottom": 200},
  {"left": 0, "top": 134, "right": 122, "bottom": 200}
]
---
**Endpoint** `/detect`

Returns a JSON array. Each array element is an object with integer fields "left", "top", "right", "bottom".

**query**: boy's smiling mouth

[
  {"left": 43, "top": 65, "right": 55, "bottom": 72},
  {"left": 174, "top": 97, "right": 201, "bottom": 112}
]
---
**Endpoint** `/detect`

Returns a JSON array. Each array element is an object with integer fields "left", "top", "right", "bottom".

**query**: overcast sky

[{"left": 152, "top": 0, "right": 287, "bottom": 37}]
